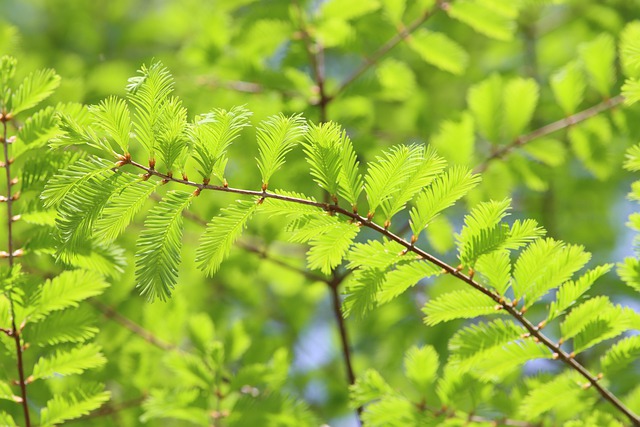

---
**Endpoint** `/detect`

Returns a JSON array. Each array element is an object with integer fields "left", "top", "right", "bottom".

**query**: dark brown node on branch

[
  {"left": 203, "top": 177, "right": 210, "bottom": 186},
  {"left": 148, "top": 158, "right": 156, "bottom": 170},
  {"left": 11, "top": 191, "right": 20, "bottom": 201},
  {"left": 223, "top": 178, "right": 229, "bottom": 188},
  {"left": 193, "top": 188, "right": 201, "bottom": 197}
]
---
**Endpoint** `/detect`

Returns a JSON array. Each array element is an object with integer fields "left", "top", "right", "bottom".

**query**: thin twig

[
  {"left": 1, "top": 114, "right": 30, "bottom": 426},
  {"left": 474, "top": 95, "right": 625, "bottom": 173},
  {"left": 66, "top": 395, "right": 147, "bottom": 424},
  {"left": 124, "top": 158, "right": 640, "bottom": 426},
  {"left": 292, "top": 0, "right": 329, "bottom": 123},
  {"left": 91, "top": 300, "right": 175, "bottom": 351},
  {"left": 333, "top": 4, "right": 441, "bottom": 97}
]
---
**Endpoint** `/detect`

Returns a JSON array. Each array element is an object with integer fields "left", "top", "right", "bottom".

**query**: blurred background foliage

[{"left": 1, "top": 0, "right": 640, "bottom": 425}]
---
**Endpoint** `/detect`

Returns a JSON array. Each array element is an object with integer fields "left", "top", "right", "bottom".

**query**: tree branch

[
  {"left": 333, "top": 4, "right": 441, "bottom": 97},
  {"left": 123, "top": 157, "right": 640, "bottom": 426},
  {"left": 1, "top": 114, "right": 30, "bottom": 427},
  {"left": 91, "top": 300, "right": 175, "bottom": 351},
  {"left": 474, "top": 95, "right": 625, "bottom": 173}
]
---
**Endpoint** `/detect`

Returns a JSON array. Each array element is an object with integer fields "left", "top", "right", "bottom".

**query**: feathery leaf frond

[
  {"left": 256, "top": 113, "right": 307, "bottom": 188},
  {"left": 31, "top": 343, "right": 106, "bottom": 381},
  {"left": 196, "top": 199, "right": 260, "bottom": 277},
  {"left": 190, "top": 106, "right": 252, "bottom": 183},
  {"left": 10, "top": 67, "right": 60, "bottom": 115},
  {"left": 423, "top": 289, "right": 500, "bottom": 326},
  {"left": 136, "top": 190, "right": 193, "bottom": 301},
  {"left": 306, "top": 220, "right": 360, "bottom": 275},
  {"left": 410, "top": 165, "right": 481, "bottom": 237},
  {"left": 39, "top": 383, "right": 110, "bottom": 427},
  {"left": 547, "top": 264, "right": 613, "bottom": 321},
  {"left": 377, "top": 260, "right": 440, "bottom": 305},
  {"left": 90, "top": 95, "right": 131, "bottom": 153}
]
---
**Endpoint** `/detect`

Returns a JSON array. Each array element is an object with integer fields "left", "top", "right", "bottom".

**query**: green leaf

[
  {"left": 343, "top": 268, "right": 387, "bottom": 318},
  {"left": 618, "top": 257, "right": 640, "bottom": 292},
  {"left": 620, "top": 21, "right": 640, "bottom": 78},
  {"left": 449, "top": 319, "right": 523, "bottom": 372},
  {"left": 430, "top": 113, "right": 475, "bottom": 166},
  {"left": 256, "top": 113, "right": 307, "bottom": 188},
  {"left": 0, "top": 412, "right": 16, "bottom": 426},
  {"left": 32, "top": 343, "right": 106, "bottom": 381},
  {"left": 40, "top": 383, "right": 110, "bottom": 427},
  {"left": 141, "top": 389, "right": 209, "bottom": 425},
  {"left": 518, "top": 372, "right": 584, "bottom": 420},
  {"left": 512, "top": 238, "right": 590, "bottom": 307},
  {"left": 10, "top": 67, "right": 60, "bottom": 115},
  {"left": 307, "top": 220, "right": 360, "bottom": 274},
  {"left": 423, "top": 289, "right": 499, "bottom": 326},
  {"left": 474, "top": 250, "right": 511, "bottom": 295},
  {"left": 377, "top": 260, "right": 440, "bottom": 305},
  {"left": 503, "top": 77, "right": 539, "bottom": 139},
  {"left": 404, "top": 346, "right": 439, "bottom": 392},
  {"left": 136, "top": 190, "right": 193, "bottom": 301},
  {"left": 156, "top": 96, "right": 189, "bottom": 174},
  {"left": 547, "top": 264, "right": 613, "bottom": 321},
  {"left": 560, "top": 297, "right": 630, "bottom": 346},
  {"left": 408, "top": 29, "right": 469, "bottom": 75},
  {"left": 380, "top": 146, "right": 446, "bottom": 223},
  {"left": 15, "top": 106, "right": 59, "bottom": 151},
  {"left": 190, "top": 106, "right": 252, "bottom": 183},
  {"left": 579, "top": 33, "right": 616, "bottom": 96},
  {"left": 127, "top": 61, "right": 174, "bottom": 158},
  {"left": 41, "top": 156, "right": 115, "bottom": 208},
  {"left": 350, "top": 369, "right": 393, "bottom": 407},
  {"left": 32, "top": 269, "right": 109, "bottom": 318},
  {"left": 27, "top": 307, "right": 98, "bottom": 347},
  {"left": 56, "top": 170, "right": 140, "bottom": 253},
  {"left": 467, "top": 74, "right": 503, "bottom": 143},
  {"left": 303, "top": 121, "right": 363, "bottom": 206},
  {"left": 550, "top": 61, "right": 586, "bottom": 115},
  {"left": 601, "top": 335, "right": 640, "bottom": 374},
  {"left": 622, "top": 78, "right": 640, "bottom": 106},
  {"left": 448, "top": 0, "right": 516, "bottom": 41},
  {"left": 380, "top": 0, "right": 406, "bottom": 24},
  {"left": 471, "top": 340, "right": 551, "bottom": 382},
  {"left": 94, "top": 179, "right": 159, "bottom": 243},
  {"left": 196, "top": 199, "right": 259, "bottom": 277},
  {"left": 0, "top": 380, "right": 15, "bottom": 401},
  {"left": 410, "top": 165, "right": 480, "bottom": 237},
  {"left": 321, "top": 0, "right": 380, "bottom": 20},
  {"left": 365, "top": 144, "right": 438, "bottom": 218},
  {"left": 90, "top": 95, "right": 131, "bottom": 153}
]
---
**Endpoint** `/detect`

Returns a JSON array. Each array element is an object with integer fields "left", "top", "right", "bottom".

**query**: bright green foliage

[
  {"left": 422, "top": 289, "right": 500, "bottom": 326},
  {"left": 90, "top": 96, "right": 131, "bottom": 154},
  {"left": 474, "top": 250, "right": 511, "bottom": 294},
  {"left": 365, "top": 144, "right": 444, "bottom": 222},
  {"left": 136, "top": 190, "right": 194, "bottom": 301},
  {"left": 303, "top": 121, "right": 363, "bottom": 207},
  {"left": 196, "top": 199, "right": 260, "bottom": 276},
  {"left": 408, "top": 29, "right": 469, "bottom": 75},
  {"left": 306, "top": 220, "right": 359, "bottom": 274},
  {"left": 256, "top": 113, "right": 307, "bottom": 188},
  {"left": 518, "top": 372, "right": 586, "bottom": 421},
  {"left": 9, "top": 68, "right": 60, "bottom": 115},
  {"left": 512, "top": 238, "right": 591, "bottom": 307},
  {"left": 31, "top": 343, "right": 106, "bottom": 381},
  {"left": 404, "top": 345, "right": 439, "bottom": 393},
  {"left": 377, "top": 260, "right": 440, "bottom": 304},
  {"left": 409, "top": 166, "right": 481, "bottom": 237},
  {"left": 620, "top": 21, "right": 640, "bottom": 78},
  {"left": 547, "top": 264, "right": 613, "bottom": 321},
  {"left": 456, "top": 198, "right": 544, "bottom": 266},
  {"left": 468, "top": 74, "right": 539, "bottom": 143},
  {"left": 550, "top": 61, "right": 586, "bottom": 115},
  {"left": 39, "top": 384, "right": 111, "bottom": 427},
  {"left": 579, "top": 34, "right": 616, "bottom": 96},
  {"left": 448, "top": 0, "right": 519, "bottom": 41},
  {"left": 600, "top": 335, "right": 640, "bottom": 374},
  {"left": 560, "top": 296, "right": 633, "bottom": 353},
  {"left": 127, "top": 61, "right": 175, "bottom": 161},
  {"left": 190, "top": 106, "right": 252, "bottom": 183},
  {"left": 94, "top": 180, "right": 159, "bottom": 243}
]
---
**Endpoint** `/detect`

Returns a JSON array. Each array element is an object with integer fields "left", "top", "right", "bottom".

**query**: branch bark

[{"left": 124, "top": 158, "right": 640, "bottom": 426}]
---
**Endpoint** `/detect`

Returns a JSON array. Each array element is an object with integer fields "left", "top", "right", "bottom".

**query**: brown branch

[
  {"left": 91, "top": 300, "right": 175, "bottom": 351},
  {"left": 293, "top": 0, "right": 329, "bottom": 123},
  {"left": 124, "top": 158, "right": 640, "bottom": 426},
  {"left": 66, "top": 395, "right": 146, "bottom": 424},
  {"left": 333, "top": 4, "right": 442, "bottom": 97},
  {"left": 474, "top": 95, "right": 625, "bottom": 173},
  {"left": 1, "top": 114, "right": 30, "bottom": 426}
]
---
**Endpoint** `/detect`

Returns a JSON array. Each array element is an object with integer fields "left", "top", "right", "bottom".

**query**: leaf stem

[
  {"left": 125, "top": 158, "right": 640, "bottom": 425},
  {"left": 1, "top": 114, "right": 30, "bottom": 427}
]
